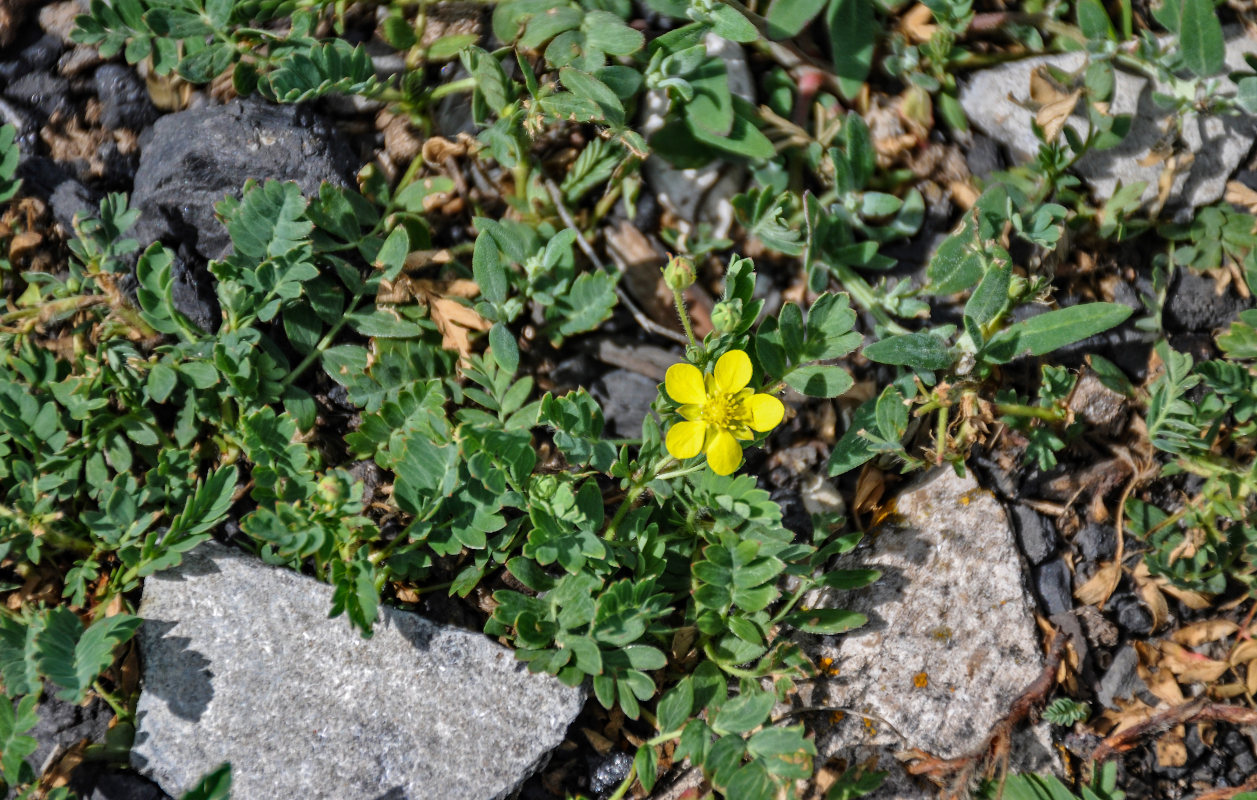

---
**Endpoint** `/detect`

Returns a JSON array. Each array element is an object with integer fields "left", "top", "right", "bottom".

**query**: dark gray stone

[
  {"left": 1074, "top": 523, "right": 1116, "bottom": 562},
  {"left": 2, "top": 70, "right": 71, "bottom": 120},
  {"left": 48, "top": 175, "right": 97, "bottom": 232},
  {"left": 85, "top": 771, "right": 170, "bottom": 800},
  {"left": 26, "top": 690, "right": 113, "bottom": 777},
  {"left": 1034, "top": 558, "right": 1073, "bottom": 616},
  {"left": 1165, "top": 270, "right": 1252, "bottom": 333},
  {"left": 587, "top": 750, "right": 632, "bottom": 798},
  {"left": 93, "top": 65, "right": 158, "bottom": 131},
  {"left": 132, "top": 99, "right": 356, "bottom": 263},
  {"left": 132, "top": 542, "right": 584, "bottom": 800},
  {"left": 1009, "top": 503, "right": 1057, "bottom": 564},
  {"left": 591, "top": 369, "right": 660, "bottom": 438},
  {"left": 129, "top": 99, "right": 357, "bottom": 331},
  {"left": 1114, "top": 594, "right": 1154, "bottom": 635},
  {"left": 1097, "top": 645, "right": 1147, "bottom": 710}
]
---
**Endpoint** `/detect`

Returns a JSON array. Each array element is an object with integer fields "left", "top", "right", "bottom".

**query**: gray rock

[
  {"left": 1068, "top": 370, "right": 1129, "bottom": 437},
  {"left": 592, "top": 369, "right": 660, "bottom": 438},
  {"left": 1165, "top": 269, "right": 1253, "bottom": 332},
  {"left": 132, "top": 543, "right": 585, "bottom": 800},
  {"left": 133, "top": 99, "right": 356, "bottom": 263},
  {"left": 1096, "top": 644, "right": 1147, "bottom": 710},
  {"left": 959, "top": 31, "right": 1257, "bottom": 213},
  {"left": 94, "top": 65, "right": 158, "bottom": 131},
  {"left": 1074, "top": 523, "right": 1116, "bottom": 562},
  {"left": 26, "top": 690, "right": 113, "bottom": 777},
  {"left": 1009, "top": 503, "right": 1057, "bottom": 564},
  {"left": 1114, "top": 593, "right": 1154, "bottom": 635},
  {"left": 129, "top": 99, "right": 357, "bottom": 332},
  {"left": 801, "top": 468, "right": 1056, "bottom": 798},
  {"left": 2, "top": 70, "right": 71, "bottom": 120},
  {"left": 1034, "top": 558, "right": 1074, "bottom": 616}
]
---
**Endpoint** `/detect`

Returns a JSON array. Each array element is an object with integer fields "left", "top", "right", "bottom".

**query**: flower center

[{"left": 700, "top": 392, "right": 746, "bottom": 429}]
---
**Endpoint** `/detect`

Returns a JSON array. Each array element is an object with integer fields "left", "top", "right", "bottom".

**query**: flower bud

[
  {"left": 710, "top": 299, "right": 743, "bottom": 333},
  {"left": 317, "top": 474, "right": 346, "bottom": 505},
  {"left": 662, "top": 254, "right": 696, "bottom": 291}
]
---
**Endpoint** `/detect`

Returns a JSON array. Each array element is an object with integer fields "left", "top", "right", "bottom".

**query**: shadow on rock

[{"left": 138, "top": 619, "right": 214, "bottom": 723}]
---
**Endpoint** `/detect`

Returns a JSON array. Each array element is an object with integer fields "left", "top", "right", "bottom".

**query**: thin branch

[{"left": 543, "top": 178, "right": 689, "bottom": 346}]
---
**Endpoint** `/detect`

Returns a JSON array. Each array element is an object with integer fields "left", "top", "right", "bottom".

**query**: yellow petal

[
  {"left": 745, "top": 393, "right": 785, "bottom": 432},
  {"left": 666, "top": 420, "right": 707, "bottom": 460},
  {"left": 713, "top": 350, "right": 752, "bottom": 393},
  {"left": 706, "top": 429, "right": 743, "bottom": 475},
  {"left": 678, "top": 403, "right": 702, "bottom": 421},
  {"left": 665, "top": 363, "right": 707, "bottom": 405}
]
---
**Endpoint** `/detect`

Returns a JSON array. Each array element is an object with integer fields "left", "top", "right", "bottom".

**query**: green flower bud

[
  {"left": 710, "top": 299, "right": 743, "bottom": 333},
  {"left": 317, "top": 474, "right": 346, "bottom": 505},
  {"left": 662, "top": 255, "right": 696, "bottom": 292}
]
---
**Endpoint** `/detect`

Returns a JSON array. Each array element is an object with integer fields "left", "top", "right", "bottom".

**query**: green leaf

[
  {"left": 827, "top": 0, "right": 875, "bottom": 100},
  {"left": 473, "top": 230, "right": 509, "bottom": 306},
  {"left": 582, "top": 10, "right": 644, "bottom": 54},
  {"left": 148, "top": 362, "right": 179, "bottom": 403},
  {"left": 657, "top": 678, "right": 694, "bottom": 732},
  {"left": 375, "top": 226, "right": 409, "bottom": 281},
  {"left": 635, "top": 745, "right": 660, "bottom": 793},
  {"left": 862, "top": 332, "right": 951, "bottom": 370},
  {"left": 1077, "top": 0, "right": 1116, "bottom": 40},
  {"left": 708, "top": 4, "right": 759, "bottom": 42},
  {"left": 779, "top": 607, "right": 867, "bottom": 634},
  {"left": 0, "top": 614, "right": 42, "bottom": 696},
  {"left": 927, "top": 223, "right": 983, "bottom": 295},
  {"left": 783, "top": 365, "right": 854, "bottom": 397},
  {"left": 490, "top": 322, "right": 520, "bottom": 374},
  {"left": 37, "top": 608, "right": 142, "bottom": 703},
  {"left": 766, "top": 0, "right": 828, "bottom": 39},
  {"left": 827, "top": 395, "right": 878, "bottom": 476},
  {"left": 964, "top": 260, "right": 1011, "bottom": 327},
  {"left": 686, "top": 58, "right": 734, "bottom": 138},
  {"left": 1178, "top": 0, "right": 1225, "bottom": 77},
  {"left": 712, "top": 691, "right": 775, "bottom": 735},
  {"left": 987, "top": 303, "right": 1132, "bottom": 359},
  {"left": 347, "top": 309, "right": 425, "bottom": 338}
]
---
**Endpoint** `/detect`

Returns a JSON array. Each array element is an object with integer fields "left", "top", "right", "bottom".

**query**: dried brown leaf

[
  {"left": 1230, "top": 639, "right": 1257, "bottom": 666},
  {"left": 1225, "top": 180, "right": 1257, "bottom": 213},
  {"left": 1074, "top": 562, "right": 1121, "bottom": 606},
  {"left": 1160, "top": 641, "right": 1230, "bottom": 683},
  {"left": 1035, "top": 89, "right": 1082, "bottom": 144},
  {"left": 1171, "top": 620, "right": 1239, "bottom": 648}
]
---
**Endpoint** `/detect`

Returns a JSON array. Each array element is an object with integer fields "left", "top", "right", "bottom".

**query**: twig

[
  {"left": 542, "top": 179, "right": 689, "bottom": 346},
  {"left": 1191, "top": 773, "right": 1257, "bottom": 800},
  {"left": 1089, "top": 697, "right": 1257, "bottom": 763}
]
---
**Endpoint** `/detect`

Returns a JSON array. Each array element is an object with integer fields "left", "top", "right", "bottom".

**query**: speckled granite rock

[
  {"left": 132, "top": 542, "right": 585, "bottom": 800},
  {"left": 960, "top": 30, "right": 1257, "bottom": 215},
  {"left": 800, "top": 468, "right": 1055, "bottom": 798}
]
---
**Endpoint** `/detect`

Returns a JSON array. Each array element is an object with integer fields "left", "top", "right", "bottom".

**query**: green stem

[
  {"left": 279, "top": 289, "right": 367, "bottom": 390},
  {"left": 671, "top": 287, "right": 700, "bottom": 350},
  {"left": 429, "top": 76, "right": 477, "bottom": 102},
  {"left": 829, "top": 262, "right": 910, "bottom": 336},
  {"left": 770, "top": 580, "right": 812, "bottom": 625},
  {"left": 93, "top": 681, "right": 130, "bottom": 722},
  {"left": 994, "top": 402, "right": 1063, "bottom": 423},
  {"left": 654, "top": 463, "right": 706, "bottom": 482}
]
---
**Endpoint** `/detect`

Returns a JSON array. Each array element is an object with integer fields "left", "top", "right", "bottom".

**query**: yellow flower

[{"left": 663, "top": 350, "right": 785, "bottom": 476}]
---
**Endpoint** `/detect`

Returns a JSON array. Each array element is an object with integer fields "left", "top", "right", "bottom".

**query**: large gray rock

[
  {"left": 801, "top": 468, "right": 1055, "bottom": 798},
  {"left": 960, "top": 31, "right": 1257, "bottom": 214},
  {"left": 132, "top": 543, "right": 585, "bottom": 800},
  {"left": 130, "top": 100, "right": 357, "bottom": 331}
]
